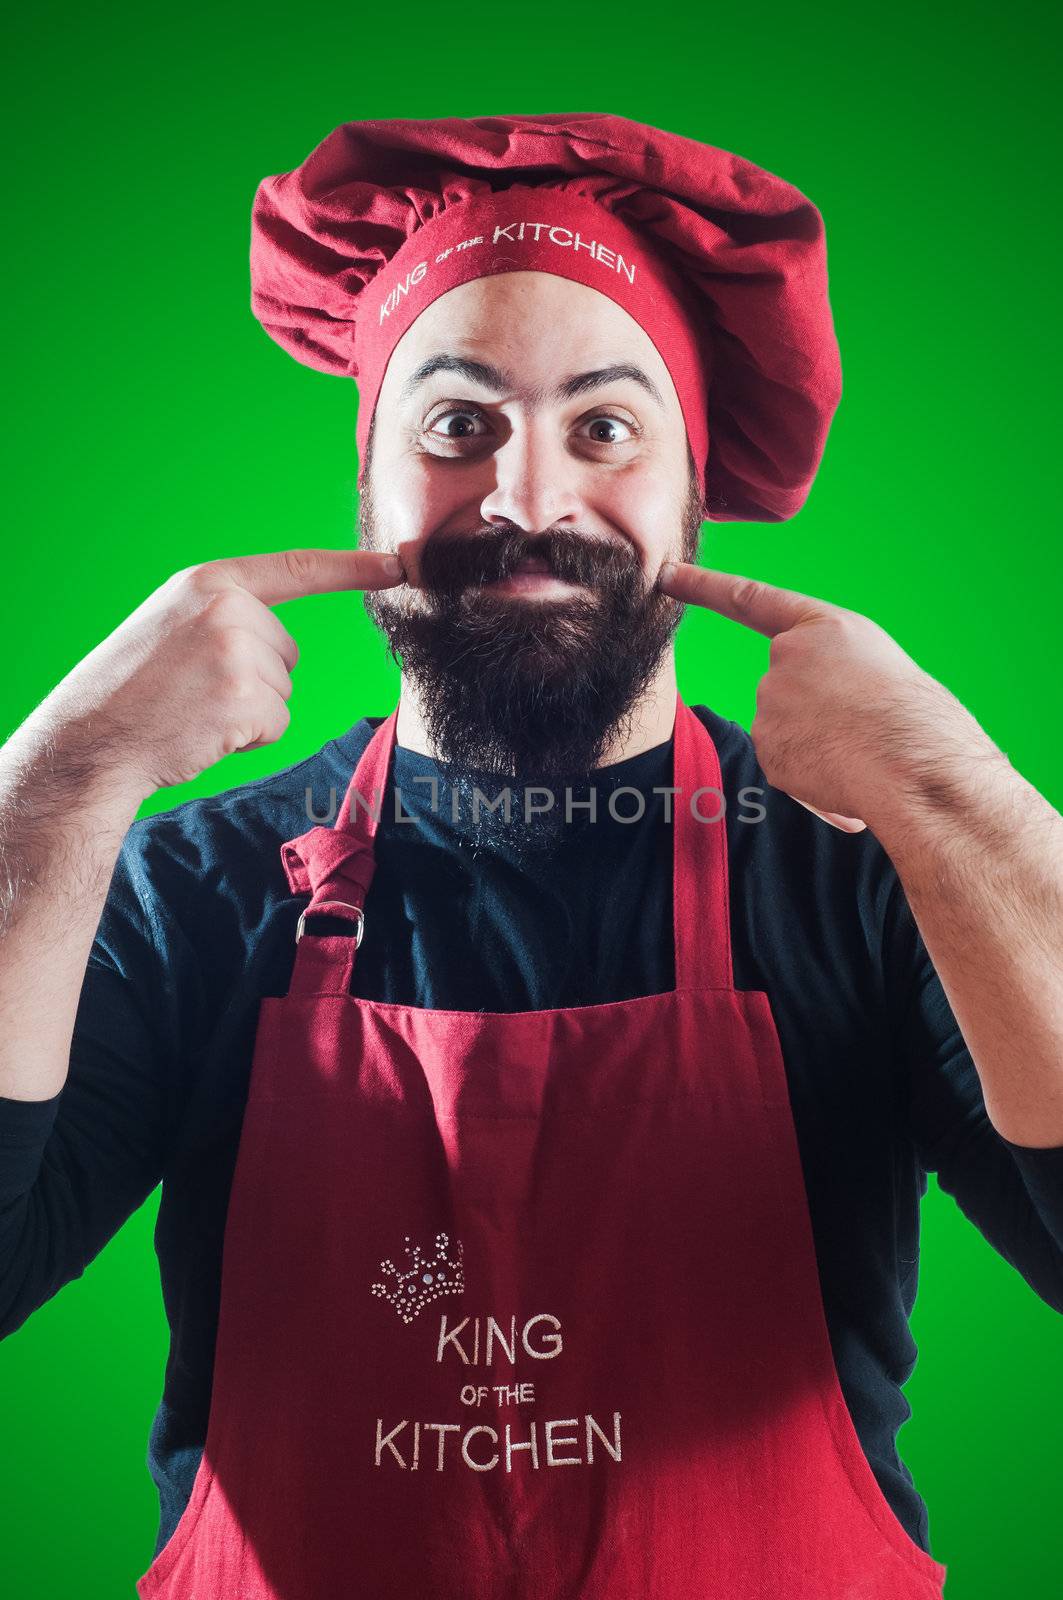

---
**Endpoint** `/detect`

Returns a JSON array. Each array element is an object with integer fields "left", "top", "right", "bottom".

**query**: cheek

[
  {"left": 376, "top": 461, "right": 481, "bottom": 588},
  {"left": 602, "top": 475, "right": 677, "bottom": 565},
  {"left": 382, "top": 456, "right": 467, "bottom": 539}
]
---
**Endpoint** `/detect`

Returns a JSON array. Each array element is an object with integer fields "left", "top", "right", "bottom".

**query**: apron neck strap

[{"left": 670, "top": 693, "right": 733, "bottom": 992}]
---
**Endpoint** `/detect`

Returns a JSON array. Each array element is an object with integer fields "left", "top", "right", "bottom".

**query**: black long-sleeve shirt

[{"left": 2, "top": 703, "right": 1062, "bottom": 1569}]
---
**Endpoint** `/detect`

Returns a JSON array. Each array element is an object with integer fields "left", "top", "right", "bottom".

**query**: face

[{"left": 358, "top": 270, "right": 704, "bottom": 780}]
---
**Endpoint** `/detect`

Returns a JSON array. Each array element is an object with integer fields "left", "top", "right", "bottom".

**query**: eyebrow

[{"left": 398, "top": 353, "right": 666, "bottom": 410}]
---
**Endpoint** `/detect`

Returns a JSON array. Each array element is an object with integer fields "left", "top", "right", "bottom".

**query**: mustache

[{"left": 415, "top": 527, "right": 646, "bottom": 597}]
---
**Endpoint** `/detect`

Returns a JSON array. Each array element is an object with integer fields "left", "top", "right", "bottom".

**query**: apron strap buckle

[{"left": 295, "top": 899, "right": 365, "bottom": 947}]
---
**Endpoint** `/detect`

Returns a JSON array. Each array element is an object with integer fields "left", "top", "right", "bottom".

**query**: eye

[
  {"left": 580, "top": 414, "right": 638, "bottom": 444},
  {"left": 426, "top": 408, "right": 489, "bottom": 440}
]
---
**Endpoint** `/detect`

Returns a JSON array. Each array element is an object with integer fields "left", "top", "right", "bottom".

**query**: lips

[{"left": 511, "top": 556, "right": 552, "bottom": 575}]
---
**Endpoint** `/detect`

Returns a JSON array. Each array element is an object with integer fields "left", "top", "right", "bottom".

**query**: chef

[{"left": 2, "top": 112, "right": 1062, "bottom": 1599}]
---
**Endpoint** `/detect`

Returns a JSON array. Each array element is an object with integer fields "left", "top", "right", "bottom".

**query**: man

[{"left": 1, "top": 113, "right": 1061, "bottom": 1598}]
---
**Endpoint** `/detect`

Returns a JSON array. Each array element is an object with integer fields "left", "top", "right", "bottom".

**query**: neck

[{"left": 395, "top": 652, "right": 679, "bottom": 770}]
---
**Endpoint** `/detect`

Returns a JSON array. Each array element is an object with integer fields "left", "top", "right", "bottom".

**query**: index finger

[
  {"left": 208, "top": 547, "right": 406, "bottom": 606},
  {"left": 658, "top": 562, "right": 832, "bottom": 639}
]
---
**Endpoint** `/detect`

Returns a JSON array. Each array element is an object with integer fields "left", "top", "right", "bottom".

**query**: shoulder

[
  {"left": 103, "top": 719, "right": 382, "bottom": 968},
  {"left": 130, "top": 721, "right": 376, "bottom": 884}
]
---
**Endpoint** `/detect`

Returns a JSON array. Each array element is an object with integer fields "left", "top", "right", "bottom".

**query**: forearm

[
  {"left": 872, "top": 754, "right": 1063, "bottom": 1148},
  {"left": 0, "top": 712, "right": 150, "bottom": 1102}
]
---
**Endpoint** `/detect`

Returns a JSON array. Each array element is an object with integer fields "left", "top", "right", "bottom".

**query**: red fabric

[
  {"left": 135, "top": 696, "right": 947, "bottom": 1598},
  {"left": 249, "top": 114, "right": 843, "bottom": 523}
]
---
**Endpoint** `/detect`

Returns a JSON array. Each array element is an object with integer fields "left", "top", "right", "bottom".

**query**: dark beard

[{"left": 357, "top": 467, "right": 703, "bottom": 785}]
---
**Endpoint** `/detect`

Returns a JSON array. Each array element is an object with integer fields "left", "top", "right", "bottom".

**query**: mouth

[{"left": 484, "top": 556, "right": 586, "bottom": 596}]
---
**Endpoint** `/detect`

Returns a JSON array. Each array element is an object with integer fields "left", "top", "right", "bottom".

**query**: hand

[
  {"left": 34, "top": 549, "right": 405, "bottom": 796},
  {"left": 657, "top": 561, "right": 967, "bottom": 834}
]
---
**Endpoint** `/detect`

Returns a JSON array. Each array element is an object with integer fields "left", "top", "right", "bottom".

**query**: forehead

[{"left": 378, "top": 270, "right": 681, "bottom": 412}]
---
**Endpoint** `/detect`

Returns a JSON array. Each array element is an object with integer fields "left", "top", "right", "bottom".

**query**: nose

[{"left": 478, "top": 417, "right": 584, "bottom": 532}]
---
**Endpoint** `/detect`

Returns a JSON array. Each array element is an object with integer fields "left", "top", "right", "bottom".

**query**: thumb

[{"left": 788, "top": 795, "right": 868, "bottom": 833}]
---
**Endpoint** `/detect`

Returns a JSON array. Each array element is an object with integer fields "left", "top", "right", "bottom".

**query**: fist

[{"left": 36, "top": 548, "right": 404, "bottom": 796}]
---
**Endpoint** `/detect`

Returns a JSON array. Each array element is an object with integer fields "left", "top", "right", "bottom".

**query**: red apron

[{"left": 136, "top": 691, "right": 948, "bottom": 1598}]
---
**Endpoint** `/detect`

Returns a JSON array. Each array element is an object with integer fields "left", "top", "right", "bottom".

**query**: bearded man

[{"left": 3, "top": 114, "right": 1063, "bottom": 1600}]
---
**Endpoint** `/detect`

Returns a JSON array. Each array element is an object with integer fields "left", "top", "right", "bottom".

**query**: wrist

[
  {"left": 7, "top": 706, "right": 155, "bottom": 815},
  {"left": 868, "top": 747, "right": 1028, "bottom": 876},
  {"left": 859, "top": 680, "right": 1010, "bottom": 850}
]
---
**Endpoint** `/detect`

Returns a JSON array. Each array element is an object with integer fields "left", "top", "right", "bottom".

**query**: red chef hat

[{"left": 249, "top": 114, "right": 842, "bottom": 523}]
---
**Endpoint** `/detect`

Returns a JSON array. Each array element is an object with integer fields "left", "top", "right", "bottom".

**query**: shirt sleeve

[
  {"left": 0, "top": 816, "right": 202, "bottom": 1340},
  {"left": 885, "top": 868, "right": 1063, "bottom": 1314}
]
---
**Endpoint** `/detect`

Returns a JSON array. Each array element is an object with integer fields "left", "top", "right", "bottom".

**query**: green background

[{"left": 2, "top": 1, "right": 1059, "bottom": 1594}]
